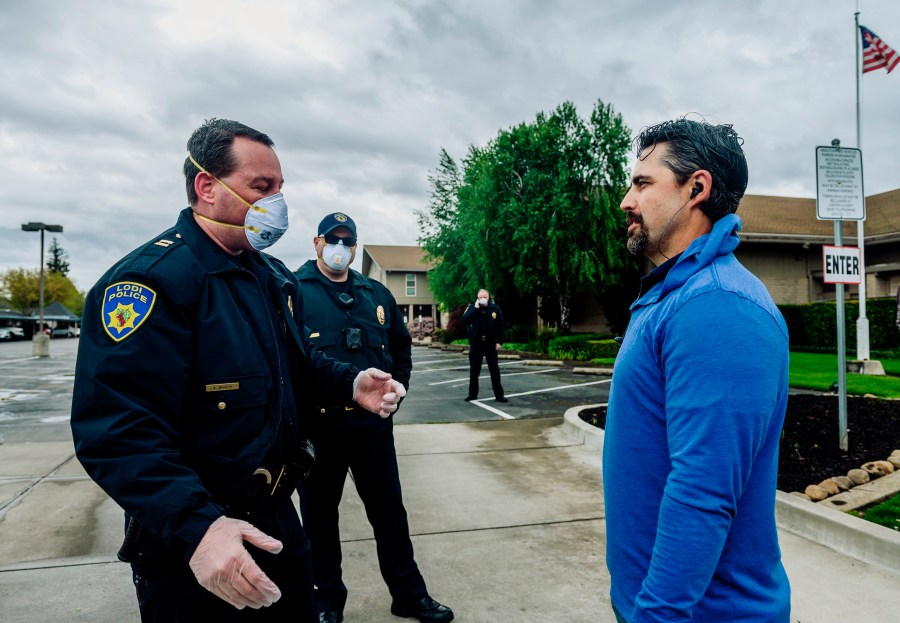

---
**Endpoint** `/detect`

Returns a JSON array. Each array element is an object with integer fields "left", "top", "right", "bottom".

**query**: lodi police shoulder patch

[{"left": 102, "top": 281, "right": 157, "bottom": 343}]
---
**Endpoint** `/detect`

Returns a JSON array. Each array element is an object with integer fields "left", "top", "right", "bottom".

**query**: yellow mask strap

[
  {"left": 188, "top": 153, "right": 267, "bottom": 214},
  {"left": 192, "top": 210, "right": 260, "bottom": 234}
]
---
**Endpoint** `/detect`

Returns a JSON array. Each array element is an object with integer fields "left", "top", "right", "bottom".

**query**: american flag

[{"left": 859, "top": 25, "right": 899, "bottom": 74}]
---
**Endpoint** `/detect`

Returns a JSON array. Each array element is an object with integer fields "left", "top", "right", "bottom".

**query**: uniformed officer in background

[
  {"left": 463, "top": 289, "right": 507, "bottom": 402},
  {"left": 70, "top": 119, "right": 406, "bottom": 622},
  {"left": 295, "top": 213, "right": 454, "bottom": 623}
]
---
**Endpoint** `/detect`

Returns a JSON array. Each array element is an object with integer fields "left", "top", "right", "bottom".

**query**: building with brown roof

[
  {"left": 735, "top": 188, "right": 900, "bottom": 304},
  {"left": 360, "top": 244, "right": 440, "bottom": 333}
]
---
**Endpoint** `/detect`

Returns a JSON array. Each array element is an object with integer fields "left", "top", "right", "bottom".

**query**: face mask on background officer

[{"left": 315, "top": 226, "right": 358, "bottom": 279}]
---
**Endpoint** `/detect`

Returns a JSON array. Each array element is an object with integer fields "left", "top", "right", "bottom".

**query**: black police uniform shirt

[
  {"left": 294, "top": 259, "right": 412, "bottom": 428},
  {"left": 70, "top": 208, "right": 357, "bottom": 563},
  {"left": 463, "top": 302, "right": 506, "bottom": 345}
]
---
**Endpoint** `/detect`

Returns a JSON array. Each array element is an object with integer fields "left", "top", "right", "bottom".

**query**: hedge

[
  {"left": 547, "top": 335, "right": 619, "bottom": 360},
  {"left": 778, "top": 298, "right": 900, "bottom": 352}
]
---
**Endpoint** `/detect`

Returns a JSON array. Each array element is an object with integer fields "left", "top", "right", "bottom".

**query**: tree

[
  {"left": 0, "top": 268, "right": 85, "bottom": 317},
  {"left": 418, "top": 99, "right": 638, "bottom": 333},
  {"left": 46, "top": 237, "right": 70, "bottom": 275}
]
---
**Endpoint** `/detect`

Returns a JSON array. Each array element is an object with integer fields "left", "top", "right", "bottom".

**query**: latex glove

[
  {"left": 353, "top": 368, "right": 407, "bottom": 418},
  {"left": 188, "top": 516, "right": 284, "bottom": 610}
]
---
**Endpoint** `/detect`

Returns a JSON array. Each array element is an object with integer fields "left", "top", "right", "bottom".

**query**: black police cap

[{"left": 317, "top": 212, "right": 357, "bottom": 237}]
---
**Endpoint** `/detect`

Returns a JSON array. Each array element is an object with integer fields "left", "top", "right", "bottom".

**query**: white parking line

[
  {"left": 504, "top": 378, "right": 611, "bottom": 397},
  {"left": 412, "top": 361, "right": 521, "bottom": 374},
  {"left": 410, "top": 358, "right": 462, "bottom": 366},
  {"left": 428, "top": 368, "right": 558, "bottom": 386},
  {"left": 467, "top": 378, "right": 611, "bottom": 420},
  {"left": 468, "top": 400, "right": 516, "bottom": 419}
]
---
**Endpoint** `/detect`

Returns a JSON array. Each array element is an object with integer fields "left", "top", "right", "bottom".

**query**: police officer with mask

[
  {"left": 463, "top": 289, "right": 507, "bottom": 402},
  {"left": 70, "top": 119, "right": 406, "bottom": 622},
  {"left": 295, "top": 213, "right": 454, "bottom": 623}
]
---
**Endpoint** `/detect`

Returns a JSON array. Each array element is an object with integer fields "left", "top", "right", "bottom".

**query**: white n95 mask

[
  {"left": 321, "top": 242, "right": 353, "bottom": 271},
  {"left": 188, "top": 153, "right": 289, "bottom": 251}
]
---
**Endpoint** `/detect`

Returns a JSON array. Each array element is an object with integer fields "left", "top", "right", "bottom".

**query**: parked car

[
  {"left": 51, "top": 326, "right": 79, "bottom": 338},
  {"left": 0, "top": 327, "right": 25, "bottom": 341}
]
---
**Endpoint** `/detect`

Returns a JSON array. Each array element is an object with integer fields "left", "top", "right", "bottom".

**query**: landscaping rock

[
  {"left": 789, "top": 491, "right": 811, "bottom": 501},
  {"left": 804, "top": 484, "right": 829, "bottom": 501},
  {"left": 848, "top": 468, "right": 870, "bottom": 485},
  {"left": 816, "top": 479, "right": 840, "bottom": 495},
  {"left": 862, "top": 461, "right": 892, "bottom": 477},
  {"left": 872, "top": 460, "right": 895, "bottom": 474},
  {"left": 888, "top": 456, "right": 900, "bottom": 469},
  {"left": 830, "top": 475, "right": 853, "bottom": 491}
]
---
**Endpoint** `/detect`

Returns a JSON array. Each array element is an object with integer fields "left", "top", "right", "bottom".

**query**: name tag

[
  {"left": 206, "top": 382, "right": 239, "bottom": 392},
  {"left": 309, "top": 332, "right": 320, "bottom": 338}
]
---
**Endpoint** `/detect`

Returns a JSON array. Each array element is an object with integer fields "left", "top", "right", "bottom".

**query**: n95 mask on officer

[{"left": 322, "top": 242, "right": 353, "bottom": 271}]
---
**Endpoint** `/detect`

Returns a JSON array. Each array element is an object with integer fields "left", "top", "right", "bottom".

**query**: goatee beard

[{"left": 627, "top": 230, "right": 648, "bottom": 256}]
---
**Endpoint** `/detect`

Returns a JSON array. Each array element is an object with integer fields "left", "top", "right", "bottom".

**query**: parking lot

[
  {"left": 400, "top": 344, "right": 609, "bottom": 424},
  {"left": 0, "top": 339, "right": 608, "bottom": 445}
]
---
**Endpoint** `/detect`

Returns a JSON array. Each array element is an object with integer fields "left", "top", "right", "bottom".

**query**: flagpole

[{"left": 854, "top": 10, "right": 870, "bottom": 362}]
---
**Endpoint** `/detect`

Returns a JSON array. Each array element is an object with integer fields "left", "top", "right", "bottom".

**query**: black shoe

[
  {"left": 495, "top": 396, "right": 508, "bottom": 403},
  {"left": 464, "top": 395, "right": 476, "bottom": 401},
  {"left": 391, "top": 596, "right": 454, "bottom": 622},
  {"left": 319, "top": 612, "right": 343, "bottom": 623}
]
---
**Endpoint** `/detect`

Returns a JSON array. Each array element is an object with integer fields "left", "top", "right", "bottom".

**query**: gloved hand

[
  {"left": 353, "top": 368, "right": 407, "bottom": 418},
  {"left": 188, "top": 516, "right": 284, "bottom": 610}
]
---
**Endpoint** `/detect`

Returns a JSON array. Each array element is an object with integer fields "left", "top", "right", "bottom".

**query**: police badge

[
  {"left": 376, "top": 305, "right": 386, "bottom": 325},
  {"left": 102, "top": 281, "right": 157, "bottom": 343}
]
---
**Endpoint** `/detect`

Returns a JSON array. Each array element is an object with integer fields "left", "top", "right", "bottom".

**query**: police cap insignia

[
  {"left": 334, "top": 213, "right": 347, "bottom": 222},
  {"left": 102, "top": 281, "right": 157, "bottom": 343}
]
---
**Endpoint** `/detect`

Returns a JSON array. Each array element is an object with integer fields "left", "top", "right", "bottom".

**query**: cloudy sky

[{"left": 2, "top": 0, "right": 898, "bottom": 294}]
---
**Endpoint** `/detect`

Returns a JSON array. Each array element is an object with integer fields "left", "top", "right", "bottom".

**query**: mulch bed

[{"left": 578, "top": 394, "right": 900, "bottom": 492}]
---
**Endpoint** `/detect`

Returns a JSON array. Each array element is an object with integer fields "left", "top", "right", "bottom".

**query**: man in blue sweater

[{"left": 604, "top": 118, "right": 791, "bottom": 623}]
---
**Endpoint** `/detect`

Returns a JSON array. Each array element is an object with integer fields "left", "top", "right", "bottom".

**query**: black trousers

[
  {"left": 299, "top": 418, "right": 427, "bottom": 614},
  {"left": 131, "top": 500, "right": 317, "bottom": 622},
  {"left": 468, "top": 341, "right": 505, "bottom": 399}
]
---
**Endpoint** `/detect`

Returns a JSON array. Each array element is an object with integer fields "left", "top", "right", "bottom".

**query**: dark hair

[
  {"left": 183, "top": 118, "right": 274, "bottom": 205},
  {"left": 634, "top": 117, "right": 748, "bottom": 222}
]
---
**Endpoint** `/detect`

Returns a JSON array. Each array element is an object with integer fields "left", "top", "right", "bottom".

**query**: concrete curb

[
  {"left": 562, "top": 403, "right": 900, "bottom": 573},
  {"left": 775, "top": 489, "right": 900, "bottom": 571},
  {"left": 562, "top": 404, "right": 605, "bottom": 451},
  {"left": 572, "top": 367, "right": 614, "bottom": 376}
]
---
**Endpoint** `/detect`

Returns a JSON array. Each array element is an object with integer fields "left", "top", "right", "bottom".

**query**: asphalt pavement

[{"left": 1, "top": 339, "right": 899, "bottom": 622}]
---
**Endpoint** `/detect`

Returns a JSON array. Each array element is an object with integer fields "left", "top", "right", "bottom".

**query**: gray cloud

[{"left": 1, "top": 0, "right": 898, "bottom": 294}]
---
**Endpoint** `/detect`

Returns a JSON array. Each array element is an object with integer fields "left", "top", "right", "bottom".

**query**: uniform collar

[{"left": 175, "top": 207, "right": 253, "bottom": 274}]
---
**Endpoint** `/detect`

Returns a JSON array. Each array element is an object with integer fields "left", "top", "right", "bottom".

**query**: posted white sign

[
  {"left": 815, "top": 146, "right": 865, "bottom": 221},
  {"left": 822, "top": 245, "right": 862, "bottom": 284}
]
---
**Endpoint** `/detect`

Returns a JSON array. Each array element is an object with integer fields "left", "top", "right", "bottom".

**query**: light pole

[{"left": 21, "top": 222, "right": 63, "bottom": 357}]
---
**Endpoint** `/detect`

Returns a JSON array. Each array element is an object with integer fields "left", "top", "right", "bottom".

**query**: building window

[{"left": 406, "top": 273, "right": 416, "bottom": 296}]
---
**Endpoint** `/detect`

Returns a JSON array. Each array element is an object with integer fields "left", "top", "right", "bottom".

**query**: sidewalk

[{"left": 2, "top": 416, "right": 900, "bottom": 622}]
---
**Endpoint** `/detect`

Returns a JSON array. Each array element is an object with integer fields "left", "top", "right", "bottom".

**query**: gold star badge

[{"left": 107, "top": 303, "right": 141, "bottom": 334}]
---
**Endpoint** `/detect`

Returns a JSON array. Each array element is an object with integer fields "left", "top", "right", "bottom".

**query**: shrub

[
  {"left": 527, "top": 328, "right": 558, "bottom": 354},
  {"left": 433, "top": 328, "right": 454, "bottom": 344},
  {"left": 548, "top": 335, "right": 620, "bottom": 361}
]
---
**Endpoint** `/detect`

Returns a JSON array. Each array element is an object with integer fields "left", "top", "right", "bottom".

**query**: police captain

[{"left": 70, "top": 119, "right": 405, "bottom": 622}]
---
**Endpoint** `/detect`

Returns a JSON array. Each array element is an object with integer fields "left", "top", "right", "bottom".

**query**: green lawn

[
  {"left": 852, "top": 493, "right": 900, "bottom": 532},
  {"left": 789, "top": 352, "right": 900, "bottom": 398}
]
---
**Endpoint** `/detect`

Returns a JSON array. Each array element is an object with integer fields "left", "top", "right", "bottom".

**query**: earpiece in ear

[{"left": 690, "top": 186, "right": 702, "bottom": 199}]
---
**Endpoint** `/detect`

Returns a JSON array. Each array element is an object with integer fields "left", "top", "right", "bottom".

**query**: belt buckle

[{"left": 253, "top": 466, "right": 286, "bottom": 496}]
